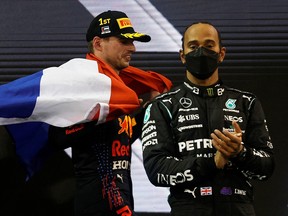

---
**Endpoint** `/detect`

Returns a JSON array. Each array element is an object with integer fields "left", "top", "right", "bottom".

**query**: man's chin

[{"left": 119, "top": 63, "right": 130, "bottom": 70}]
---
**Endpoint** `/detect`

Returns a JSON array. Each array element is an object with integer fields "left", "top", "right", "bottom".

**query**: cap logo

[
  {"left": 121, "top": 33, "right": 147, "bottom": 39},
  {"left": 117, "top": 18, "right": 133, "bottom": 29},
  {"left": 99, "top": 18, "right": 111, "bottom": 26},
  {"left": 101, "top": 26, "right": 111, "bottom": 35}
]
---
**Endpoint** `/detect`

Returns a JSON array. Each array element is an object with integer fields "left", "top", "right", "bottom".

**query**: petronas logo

[
  {"left": 225, "top": 99, "right": 236, "bottom": 109},
  {"left": 143, "top": 104, "right": 152, "bottom": 124}
]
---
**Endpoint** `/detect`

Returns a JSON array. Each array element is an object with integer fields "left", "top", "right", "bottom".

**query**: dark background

[{"left": 0, "top": 0, "right": 287, "bottom": 215}]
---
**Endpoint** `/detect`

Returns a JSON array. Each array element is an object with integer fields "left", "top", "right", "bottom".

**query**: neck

[{"left": 86, "top": 53, "right": 120, "bottom": 75}]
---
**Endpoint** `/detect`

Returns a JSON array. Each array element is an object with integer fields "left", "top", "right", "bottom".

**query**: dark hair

[{"left": 181, "top": 21, "right": 223, "bottom": 50}]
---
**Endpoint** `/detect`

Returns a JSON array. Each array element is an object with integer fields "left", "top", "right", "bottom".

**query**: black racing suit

[
  {"left": 141, "top": 79, "right": 274, "bottom": 216},
  {"left": 49, "top": 110, "right": 144, "bottom": 216}
]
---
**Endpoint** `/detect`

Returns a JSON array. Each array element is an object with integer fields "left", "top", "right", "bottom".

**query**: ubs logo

[
  {"left": 178, "top": 114, "right": 199, "bottom": 123},
  {"left": 179, "top": 97, "right": 192, "bottom": 108}
]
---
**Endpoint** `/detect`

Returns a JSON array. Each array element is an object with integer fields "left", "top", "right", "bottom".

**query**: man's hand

[
  {"left": 139, "top": 90, "right": 162, "bottom": 108},
  {"left": 214, "top": 151, "right": 228, "bottom": 169},
  {"left": 211, "top": 121, "right": 243, "bottom": 159},
  {"left": 139, "top": 88, "right": 168, "bottom": 108}
]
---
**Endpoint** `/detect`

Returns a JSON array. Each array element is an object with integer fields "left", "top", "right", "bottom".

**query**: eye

[
  {"left": 189, "top": 45, "right": 198, "bottom": 50},
  {"left": 206, "top": 45, "right": 213, "bottom": 48},
  {"left": 118, "top": 38, "right": 134, "bottom": 45},
  {"left": 204, "top": 41, "right": 216, "bottom": 49}
]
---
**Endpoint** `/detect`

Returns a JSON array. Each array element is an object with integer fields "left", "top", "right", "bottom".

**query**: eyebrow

[{"left": 187, "top": 39, "right": 216, "bottom": 44}]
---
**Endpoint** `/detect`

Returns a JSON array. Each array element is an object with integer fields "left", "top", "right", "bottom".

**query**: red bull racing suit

[
  {"left": 141, "top": 79, "right": 274, "bottom": 216},
  {"left": 49, "top": 110, "right": 144, "bottom": 216}
]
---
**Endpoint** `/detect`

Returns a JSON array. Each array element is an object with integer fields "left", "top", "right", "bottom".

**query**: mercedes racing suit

[
  {"left": 49, "top": 110, "right": 144, "bottom": 216},
  {"left": 141, "top": 78, "right": 274, "bottom": 216}
]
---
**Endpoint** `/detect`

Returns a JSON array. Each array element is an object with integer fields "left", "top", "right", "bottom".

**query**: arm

[
  {"left": 141, "top": 101, "right": 218, "bottom": 187},
  {"left": 48, "top": 122, "right": 95, "bottom": 150},
  {"left": 211, "top": 121, "right": 243, "bottom": 169},
  {"left": 130, "top": 85, "right": 167, "bottom": 144},
  {"left": 212, "top": 99, "right": 274, "bottom": 180},
  {"left": 130, "top": 108, "right": 145, "bottom": 144}
]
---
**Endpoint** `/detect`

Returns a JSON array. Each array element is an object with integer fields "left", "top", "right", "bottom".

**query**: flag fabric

[
  {"left": 5, "top": 122, "right": 51, "bottom": 180},
  {"left": 0, "top": 56, "right": 172, "bottom": 179},
  {"left": 0, "top": 58, "right": 141, "bottom": 127}
]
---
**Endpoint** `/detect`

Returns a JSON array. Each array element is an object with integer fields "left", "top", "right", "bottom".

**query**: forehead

[
  {"left": 105, "top": 36, "right": 133, "bottom": 43},
  {"left": 183, "top": 23, "right": 219, "bottom": 45}
]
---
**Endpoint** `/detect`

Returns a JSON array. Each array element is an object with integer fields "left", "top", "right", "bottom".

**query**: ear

[
  {"left": 92, "top": 36, "right": 102, "bottom": 51},
  {"left": 179, "top": 49, "right": 186, "bottom": 64},
  {"left": 218, "top": 46, "right": 226, "bottom": 63}
]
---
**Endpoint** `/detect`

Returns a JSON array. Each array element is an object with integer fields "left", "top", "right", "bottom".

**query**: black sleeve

[
  {"left": 231, "top": 97, "right": 275, "bottom": 180},
  {"left": 131, "top": 108, "right": 145, "bottom": 143},
  {"left": 48, "top": 122, "right": 95, "bottom": 150},
  {"left": 141, "top": 101, "right": 217, "bottom": 187}
]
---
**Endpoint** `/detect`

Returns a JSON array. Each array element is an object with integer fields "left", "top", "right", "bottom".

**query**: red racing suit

[{"left": 141, "top": 79, "right": 275, "bottom": 216}]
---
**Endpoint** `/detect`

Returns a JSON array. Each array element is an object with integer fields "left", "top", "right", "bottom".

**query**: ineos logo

[{"left": 179, "top": 97, "right": 192, "bottom": 108}]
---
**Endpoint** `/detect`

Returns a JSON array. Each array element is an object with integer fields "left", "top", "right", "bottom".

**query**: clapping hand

[{"left": 211, "top": 121, "right": 243, "bottom": 169}]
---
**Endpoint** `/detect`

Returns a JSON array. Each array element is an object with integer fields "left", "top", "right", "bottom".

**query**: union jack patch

[{"left": 200, "top": 187, "right": 212, "bottom": 196}]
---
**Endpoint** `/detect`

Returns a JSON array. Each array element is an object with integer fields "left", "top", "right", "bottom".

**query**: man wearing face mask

[{"left": 141, "top": 22, "right": 274, "bottom": 216}]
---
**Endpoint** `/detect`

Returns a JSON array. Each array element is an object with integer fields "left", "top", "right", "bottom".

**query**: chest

[{"left": 169, "top": 94, "right": 248, "bottom": 155}]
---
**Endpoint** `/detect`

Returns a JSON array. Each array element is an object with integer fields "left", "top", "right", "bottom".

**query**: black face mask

[{"left": 184, "top": 47, "right": 220, "bottom": 80}]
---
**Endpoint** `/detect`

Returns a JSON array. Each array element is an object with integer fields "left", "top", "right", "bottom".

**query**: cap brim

[{"left": 119, "top": 32, "right": 151, "bottom": 42}]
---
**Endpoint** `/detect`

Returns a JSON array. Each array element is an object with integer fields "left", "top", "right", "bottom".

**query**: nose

[{"left": 129, "top": 41, "right": 136, "bottom": 52}]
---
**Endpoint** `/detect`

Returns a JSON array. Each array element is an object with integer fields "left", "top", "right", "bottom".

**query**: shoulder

[
  {"left": 154, "top": 85, "right": 184, "bottom": 101},
  {"left": 224, "top": 86, "right": 259, "bottom": 110},
  {"left": 144, "top": 85, "right": 184, "bottom": 111},
  {"left": 144, "top": 85, "right": 184, "bottom": 117},
  {"left": 225, "top": 85, "right": 257, "bottom": 99}
]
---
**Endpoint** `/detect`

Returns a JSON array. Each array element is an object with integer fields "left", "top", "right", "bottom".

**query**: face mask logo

[{"left": 184, "top": 47, "right": 219, "bottom": 80}]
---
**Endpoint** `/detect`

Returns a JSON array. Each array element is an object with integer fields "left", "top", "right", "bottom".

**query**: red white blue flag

[
  {"left": 0, "top": 58, "right": 140, "bottom": 127},
  {"left": 0, "top": 56, "right": 172, "bottom": 179}
]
